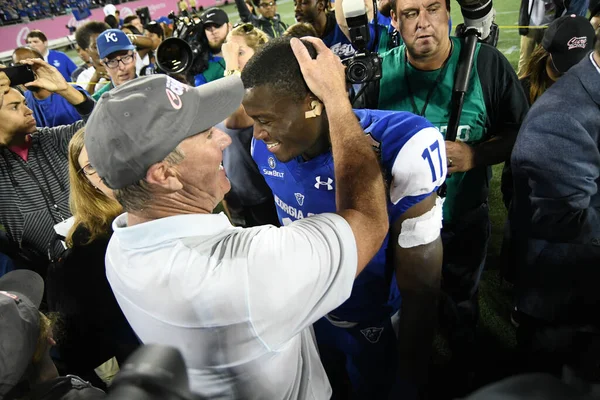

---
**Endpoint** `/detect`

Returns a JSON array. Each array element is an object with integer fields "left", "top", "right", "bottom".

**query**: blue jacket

[{"left": 511, "top": 53, "right": 600, "bottom": 325}]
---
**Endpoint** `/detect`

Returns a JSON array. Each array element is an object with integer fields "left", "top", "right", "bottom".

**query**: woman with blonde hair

[
  {"left": 45, "top": 128, "right": 138, "bottom": 387},
  {"left": 219, "top": 24, "right": 280, "bottom": 227}
]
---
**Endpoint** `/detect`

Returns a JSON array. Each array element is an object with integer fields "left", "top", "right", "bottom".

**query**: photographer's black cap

[
  {"left": 201, "top": 8, "right": 229, "bottom": 26},
  {"left": 542, "top": 14, "right": 596, "bottom": 73}
]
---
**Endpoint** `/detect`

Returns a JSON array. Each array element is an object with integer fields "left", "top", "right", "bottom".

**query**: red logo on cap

[
  {"left": 166, "top": 89, "right": 183, "bottom": 110},
  {"left": 567, "top": 36, "right": 587, "bottom": 50},
  {"left": 165, "top": 77, "right": 189, "bottom": 110},
  {"left": 0, "top": 291, "right": 18, "bottom": 300}
]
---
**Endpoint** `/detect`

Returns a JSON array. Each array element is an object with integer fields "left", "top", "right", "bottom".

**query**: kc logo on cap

[
  {"left": 104, "top": 31, "right": 118, "bottom": 43},
  {"left": 567, "top": 36, "right": 587, "bottom": 50}
]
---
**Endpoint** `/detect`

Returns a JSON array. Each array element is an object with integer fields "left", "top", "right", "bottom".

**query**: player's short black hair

[
  {"left": 241, "top": 37, "right": 317, "bottom": 101},
  {"left": 75, "top": 21, "right": 111, "bottom": 50},
  {"left": 389, "top": 0, "right": 450, "bottom": 16}
]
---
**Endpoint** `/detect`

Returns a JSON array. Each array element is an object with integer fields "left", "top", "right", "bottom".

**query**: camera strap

[{"left": 403, "top": 42, "right": 453, "bottom": 119}]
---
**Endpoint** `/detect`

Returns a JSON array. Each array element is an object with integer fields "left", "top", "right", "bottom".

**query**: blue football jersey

[{"left": 251, "top": 109, "right": 446, "bottom": 323}]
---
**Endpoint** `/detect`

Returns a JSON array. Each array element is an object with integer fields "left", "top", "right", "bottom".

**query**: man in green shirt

[
  {"left": 93, "top": 29, "right": 138, "bottom": 100},
  {"left": 376, "top": 0, "right": 529, "bottom": 387}
]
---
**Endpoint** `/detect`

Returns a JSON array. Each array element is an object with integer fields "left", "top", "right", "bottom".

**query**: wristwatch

[{"left": 224, "top": 69, "right": 241, "bottom": 77}]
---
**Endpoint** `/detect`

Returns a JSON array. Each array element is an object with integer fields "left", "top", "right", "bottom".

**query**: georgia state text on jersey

[{"left": 251, "top": 109, "right": 447, "bottom": 323}]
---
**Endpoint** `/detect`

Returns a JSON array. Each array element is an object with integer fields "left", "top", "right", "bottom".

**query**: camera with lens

[
  {"left": 107, "top": 345, "right": 200, "bottom": 400},
  {"left": 155, "top": 12, "right": 210, "bottom": 77},
  {"left": 341, "top": 0, "right": 382, "bottom": 85}
]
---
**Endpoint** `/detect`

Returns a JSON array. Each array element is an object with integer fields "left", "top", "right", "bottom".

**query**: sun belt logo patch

[
  {"left": 295, "top": 192, "right": 304, "bottom": 206},
  {"left": 360, "top": 327, "right": 384, "bottom": 343},
  {"left": 567, "top": 36, "right": 587, "bottom": 50},
  {"left": 268, "top": 156, "right": 276, "bottom": 169},
  {"left": 315, "top": 176, "right": 333, "bottom": 190}
]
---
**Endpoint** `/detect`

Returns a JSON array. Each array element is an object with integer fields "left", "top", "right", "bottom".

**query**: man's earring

[{"left": 305, "top": 100, "right": 323, "bottom": 119}]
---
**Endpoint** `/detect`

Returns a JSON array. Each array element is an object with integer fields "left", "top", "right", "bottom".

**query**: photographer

[
  {"left": 194, "top": 8, "right": 233, "bottom": 86},
  {"left": 84, "top": 38, "right": 388, "bottom": 398},
  {"left": 12, "top": 47, "right": 85, "bottom": 128},
  {"left": 0, "top": 59, "right": 94, "bottom": 272},
  {"left": 234, "top": 0, "right": 288, "bottom": 38}
]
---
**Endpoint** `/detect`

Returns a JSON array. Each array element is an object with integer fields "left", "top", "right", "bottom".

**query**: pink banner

[{"left": 0, "top": 0, "right": 221, "bottom": 53}]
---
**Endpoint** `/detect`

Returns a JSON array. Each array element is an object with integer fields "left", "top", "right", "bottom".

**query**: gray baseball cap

[
  {"left": 85, "top": 74, "right": 245, "bottom": 189},
  {"left": 0, "top": 270, "right": 44, "bottom": 397}
]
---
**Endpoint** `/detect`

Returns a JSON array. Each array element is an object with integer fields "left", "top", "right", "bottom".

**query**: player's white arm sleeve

[
  {"left": 246, "top": 214, "right": 357, "bottom": 349},
  {"left": 390, "top": 127, "right": 447, "bottom": 248}
]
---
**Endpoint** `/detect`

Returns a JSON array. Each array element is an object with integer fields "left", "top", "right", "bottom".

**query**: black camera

[
  {"left": 343, "top": 53, "right": 381, "bottom": 85},
  {"left": 107, "top": 345, "right": 199, "bottom": 400},
  {"left": 155, "top": 12, "right": 210, "bottom": 77},
  {"left": 341, "top": 0, "right": 382, "bottom": 84}
]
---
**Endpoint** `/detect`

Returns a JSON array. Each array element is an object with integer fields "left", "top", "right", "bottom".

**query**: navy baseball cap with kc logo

[
  {"left": 97, "top": 28, "right": 135, "bottom": 60},
  {"left": 85, "top": 74, "right": 244, "bottom": 189},
  {"left": 542, "top": 14, "right": 596, "bottom": 73}
]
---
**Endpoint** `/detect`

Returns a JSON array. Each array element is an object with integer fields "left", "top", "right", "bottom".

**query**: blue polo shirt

[
  {"left": 24, "top": 86, "right": 87, "bottom": 128},
  {"left": 47, "top": 49, "right": 78, "bottom": 82}
]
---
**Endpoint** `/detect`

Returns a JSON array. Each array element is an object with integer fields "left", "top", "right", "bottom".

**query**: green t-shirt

[
  {"left": 379, "top": 37, "right": 488, "bottom": 222},
  {"left": 378, "top": 37, "right": 528, "bottom": 222},
  {"left": 92, "top": 82, "right": 112, "bottom": 101}
]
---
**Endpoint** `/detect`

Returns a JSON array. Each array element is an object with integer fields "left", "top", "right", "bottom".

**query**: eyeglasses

[
  {"left": 259, "top": 1, "right": 276, "bottom": 7},
  {"left": 103, "top": 52, "right": 134, "bottom": 69},
  {"left": 78, "top": 162, "right": 97, "bottom": 176}
]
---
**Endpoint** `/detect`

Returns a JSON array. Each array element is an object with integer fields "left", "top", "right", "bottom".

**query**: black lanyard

[{"left": 404, "top": 43, "right": 453, "bottom": 118}]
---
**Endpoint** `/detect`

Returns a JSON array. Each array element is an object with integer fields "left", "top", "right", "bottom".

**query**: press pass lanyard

[{"left": 404, "top": 43, "right": 453, "bottom": 119}]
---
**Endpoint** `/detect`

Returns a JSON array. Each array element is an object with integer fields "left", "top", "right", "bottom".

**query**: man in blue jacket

[
  {"left": 26, "top": 30, "right": 77, "bottom": 82},
  {"left": 510, "top": 26, "right": 600, "bottom": 379}
]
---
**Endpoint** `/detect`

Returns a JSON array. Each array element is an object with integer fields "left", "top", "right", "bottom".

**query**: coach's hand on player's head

[{"left": 290, "top": 37, "right": 347, "bottom": 106}]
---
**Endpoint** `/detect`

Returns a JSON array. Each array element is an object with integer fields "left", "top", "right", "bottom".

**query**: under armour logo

[
  {"left": 360, "top": 327, "right": 384, "bottom": 344},
  {"left": 314, "top": 176, "right": 333, "bottom": 190},
  {"left": 268, "top": 156, "right": 276, "bottom": 169},
  {"left": 295, "top": 192, "right": 304, "bottom": 206},
  {"left": 104, "top": 32, "right": 118, "bottom": 42}
]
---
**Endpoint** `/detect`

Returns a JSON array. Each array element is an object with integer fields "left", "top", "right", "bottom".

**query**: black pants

[{"left": 439, "top": 203, "right": 491, "bottom": 352}]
